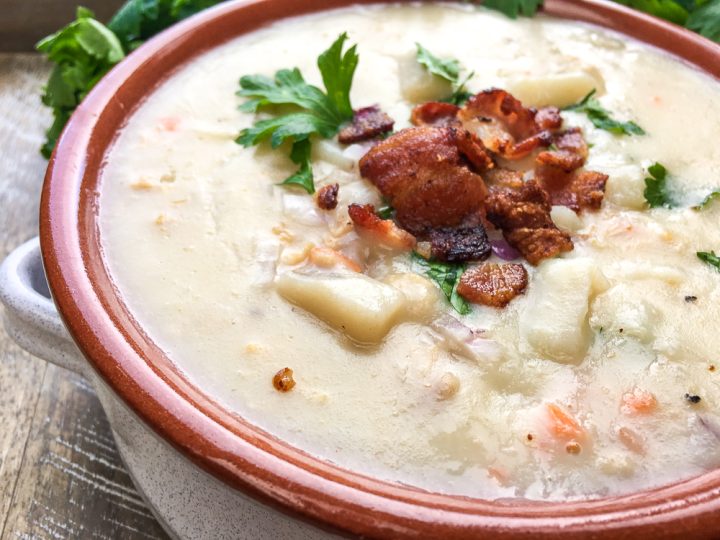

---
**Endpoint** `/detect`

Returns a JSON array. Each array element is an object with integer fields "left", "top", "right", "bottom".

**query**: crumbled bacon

[
  {"left": 535, "top": 107, "right": 563, "bottom": 130},
  {"left": 457, "top": 263, "right": 528, "bottom": 307},
  {"left": 411, "top": 102, "right": 461, "bottom": 127},
  {"left": 458, "top": 89, "right": 554, "bottom": 160},
  {"left": 338, "top": 105, "right": 395, "bottom": 144},
  {"left": 348, "top": 203, "right": 416, "bottom": 250},
  {"left": 316, "top": 183, "right": 339, "bottom": 210},
  {"left": 273, "top": 368, "right": 296, "bottom": 392},
  {"left": 485, "top": 180, "right": 573, "bottom": 265},
  {"left": 535, "top": 128, "right": 607, "bottom": 212},
  {"left": 426, "top": 226, "right": 492, "bottom": 263},
  {"left": 359, "top": 126, "right": 488, "bottom": 234}
]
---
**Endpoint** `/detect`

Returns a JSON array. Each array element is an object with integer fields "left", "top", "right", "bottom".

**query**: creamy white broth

[{"left": 99, "top": 3, "right": 720, "bottom": 500}]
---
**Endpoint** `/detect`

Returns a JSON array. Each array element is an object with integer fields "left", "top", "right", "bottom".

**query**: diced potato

[
  {"left": 397, "top": 51, "right": 453, "bottom": 103},
  {"left": 551, "top": 205, "right": 583, "bottom": 234},
  {"left": 604, "top": 165, "right": 647, "bottom": 210},
  {"left": 313, "top": 140, "right": 355, "bottom": 171},
  {"left": 383, "top": 272, "right": 441, "bottom": 321},
  {"left": 613, "top": 262, "right": 685, "bottom": 285},
  {"left": 275, "top": 270, "right": 406, "bottom": 343},
  {"left": 520, "top": 258, "right": 608, "bottom": 364},
  {"left": 507, "top": 71, "right": 603, "bottom": 108},
  {"left": 590, "top": 284, "right": 658, "bottom": 343}
]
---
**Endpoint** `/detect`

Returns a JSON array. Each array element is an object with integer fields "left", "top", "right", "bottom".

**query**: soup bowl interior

[{"left": 40, "top": 0, "right": 720, "bottom": 537}]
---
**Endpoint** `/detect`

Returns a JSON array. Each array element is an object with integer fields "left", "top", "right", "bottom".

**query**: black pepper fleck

[
  {"left": 685, "top": 295, "right": 698, "bottom": 303},
  {"left": 685, "top": 393, "right": 702, "bottom": 404}
]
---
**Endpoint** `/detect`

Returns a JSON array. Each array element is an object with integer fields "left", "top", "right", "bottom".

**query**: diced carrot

[
  {"left": 546, "top": 403, "right": 585, "bottom": 441},
  {"left": 308, "top": 247, "right": 361, "bottom": 272},
  {"left": 618, "top": 426, "right": 645, "bottom": 455},
  {"left": 621, "top": 387, "right": 658, "bottom": 415}
]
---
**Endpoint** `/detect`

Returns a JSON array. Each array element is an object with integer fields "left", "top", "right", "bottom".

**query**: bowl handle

[{"left": 0, "top": 237, "right": 86, "bottom": 376}]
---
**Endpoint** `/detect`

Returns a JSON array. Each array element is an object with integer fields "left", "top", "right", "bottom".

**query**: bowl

[{"left": 11, "top": 0, "right": 720, "bottom": 537}]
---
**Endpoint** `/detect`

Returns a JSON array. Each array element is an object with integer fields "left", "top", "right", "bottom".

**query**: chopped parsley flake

[
  {"left": 565, "top": 90, "right": 645, "bottom": 136},
  {"left": 412, "top": 253, "right": 470, "bottom": 315}
]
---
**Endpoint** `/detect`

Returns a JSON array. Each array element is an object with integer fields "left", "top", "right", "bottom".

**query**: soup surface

[{"left": 99, "top": 3, "right": 720, "bottom": 500}]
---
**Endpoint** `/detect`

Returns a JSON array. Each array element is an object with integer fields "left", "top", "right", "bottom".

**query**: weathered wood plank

[{"left": 0, "top": 54, "right": 168, "bottom": 539}]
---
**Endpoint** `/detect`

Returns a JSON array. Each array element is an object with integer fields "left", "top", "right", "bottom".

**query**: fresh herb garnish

[
  {"left": 376, "top": 204, "right": 394, "bottom": 219},
  {"left": 614, "top": 0, "right": 720, "bottom": 43},
  {"left": 565, "top": 89, "right": 645, "bottom": 136},
  {"left": 698, "top": 250, "right": 720, "bottom": 272},
  {"left": 412, "top": 253, "right": 470, "bottom": 315},
  {"left": 482, "top": 0, "right": 544, "bottom": 18},
  {"left": 643, "top": 162, "right": 675, "bottom": 208},
  {"left": 236, "top": 33, "right": 359, "bottom": 194},
  {"left": 36, "top": 0, "right": 225, "bottom": 158},
  {"left": 693, "top": 189, "right": 720, "bottom": 210},
  {"left": 415, "top": 43, "right": 474, "bottom": 106}
]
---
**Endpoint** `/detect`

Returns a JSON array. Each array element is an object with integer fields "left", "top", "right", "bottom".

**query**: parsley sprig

[
  {"left": 565, "top": 90, "right": 645, "bottom": 136},
  {"left": 236, "top": 33, "right": 358, "bottom": 194},
  {"left": 415, "top": 44, "right": 474, "bottom": 106},
  {"left": 412, "top": 253, "right": 470, "bottom": 315},
  {"left": 36, "top": 0, "right": 225, "bottom": 158},
  {"left": 698, "top": 250, "right": 720, "bottom": 272},
  {"left": 482, "top": 0, "right": 544, "bottom": 18},
  {"left": 615, "top": 0, "right": 720, "bottom": 43},
  {"left": 644, "top": 162, "right": 675, "bottom": 208},
  {"left": 694, "top": 189, "right": 720, "bottom": 210}
]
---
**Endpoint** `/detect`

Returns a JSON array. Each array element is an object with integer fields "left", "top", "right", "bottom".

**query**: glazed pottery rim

[{"left": 40, "top": 0, "right": 720, "bottom": 537}]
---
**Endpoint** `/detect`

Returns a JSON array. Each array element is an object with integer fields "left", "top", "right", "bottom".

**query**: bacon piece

[
  {"left": 458, "top": 89, "right": 554, "bottom": 160},
  {"left": 426, "top": 226, "right": 492, "bottom": 263},
  {"left": 535, "top": 128, "right": 607, "bottom": 212},
  {"left": 348, "top": 203, "right": 416, "bottom": 250},
  {"left": 338, "top": 105, "right": 395, "bottom": 144},
  {"left": 485, "top": 179, "right": 573, "bottom": 265},
  {"left": 535, "top": 107, "right": 563, "bottom": 130},
  {"left": 411, "top": 102, "right": 461, "bottom": 127},
  {"left": 457, "top": 262, "right": 528, "bottom": 307},
  {"left": 359, "top": 126, "right": 488, "bottom": 234},
  {"left": 316, "top": 183, "right": 339, "bottom": 210}
]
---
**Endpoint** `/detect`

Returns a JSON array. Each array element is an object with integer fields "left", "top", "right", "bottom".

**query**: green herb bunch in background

[{"left": 36, "top": 0, "right": 224, "bottom": 158}]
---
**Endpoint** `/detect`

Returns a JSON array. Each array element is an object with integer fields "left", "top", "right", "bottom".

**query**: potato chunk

[
  {"left": 397, "top": 52, "right": 453, "bottom": 103},
  {"left": 507, "top": 71, "right": 603, "bottom": 109},
  {"left": 275, "top": 270, "right": 406, "bottom": 344},
  {"left": 520, "top": 258, "right": 608, "bottom": 363}
]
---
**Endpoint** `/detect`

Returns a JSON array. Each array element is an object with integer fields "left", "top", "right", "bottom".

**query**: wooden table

[{"left": 0, "top": 54, "right": 168, "bottom": 540}]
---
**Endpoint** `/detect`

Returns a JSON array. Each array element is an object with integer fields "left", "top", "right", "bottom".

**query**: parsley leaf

[
  {"left": 687, "top": 0, "right": 720, "bottom": 42},
  {"left": 694, "top": 189, "right": 720, "bottom": 210},
  {"left": 37, "top": 0, "right": 226, "bottom": 158},
  {"left": 412, "top": 253, "right": 471, "bottom": 315},
  {"left": 236, "top": 34, "right": 359, "bottom": 194},
  {"left": 280, "top": 139, "right": 315, "bottom": 194},
  {"left": 613, "top": 0, "right": 690, "bottom": 25},
  {"left": 415, "top": 43, "right": 474, "bottom": 106},
  {"left": 565, "top": 90, "right": 645, "bottom": 136},
  {"left": 36, "top": 8, "right": 125, "bottom": 158},
  {"left": 376, "top": 205, "right": 394, "bottom": 219},
  {"left": 482, "top": 0, "right": 544, "bottom": 18},
  {"left": 643, "top": 162, "right": 675, "bottom": 208},
  {"left": 698, "top": 250, "right": 720, "bottom": 272}
]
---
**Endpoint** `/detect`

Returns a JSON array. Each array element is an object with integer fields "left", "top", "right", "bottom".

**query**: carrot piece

[
  {"left": 308, "top": 247, "right": 362, "bottom": 272},
  {"left": 621, "top": 387, "right": 658, "bottom": 415},
  {"left": 546, "top": 403, "right": 585, "bottom": 441}
]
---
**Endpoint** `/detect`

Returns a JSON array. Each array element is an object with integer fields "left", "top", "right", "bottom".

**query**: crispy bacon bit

[
  {"left": 348, "top": 203, "right": 416, "bottom": 250},
  {"left": 535, "top": 107, "right": 563, "bottom": 130},
  {"left": 486, "top": 180, "right": 573, "bottom": 265},
  {"left": 359, "top": 126, "right": 488, "bottom": 234},
  {"left": 411, "top": 102, "right": 461, "bottom": 127},
  {"left": 458, "top": 89, "right": 554, "bottom": 160},
  {"left": 457, "top": 263, "right": 528, "bottom": 307},
  {"left": 427, "top": 226, "right": 491, "bottom": 263},
  {"left": 338, "top": 105, "right": 395, "bottom": 144},
  {"left": 272, "top": 367, "right": 296, "bottom": 392},
  {"left": 316, "top": 183, "right": 339, "bottom": 210}
]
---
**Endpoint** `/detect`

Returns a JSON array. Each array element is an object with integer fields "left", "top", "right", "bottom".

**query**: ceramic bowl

[{"left": 3, "top": 1, "right": 720, "bottom": 538}]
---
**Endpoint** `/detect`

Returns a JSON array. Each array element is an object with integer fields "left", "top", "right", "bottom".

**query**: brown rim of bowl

[{"left": 40, "top": 0, "right": 720, "bottom": 538}]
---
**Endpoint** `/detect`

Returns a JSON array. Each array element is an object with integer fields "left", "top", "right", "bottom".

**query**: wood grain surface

[{"left": 0, "top": 53, "right": 168, "bottom": 540}]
